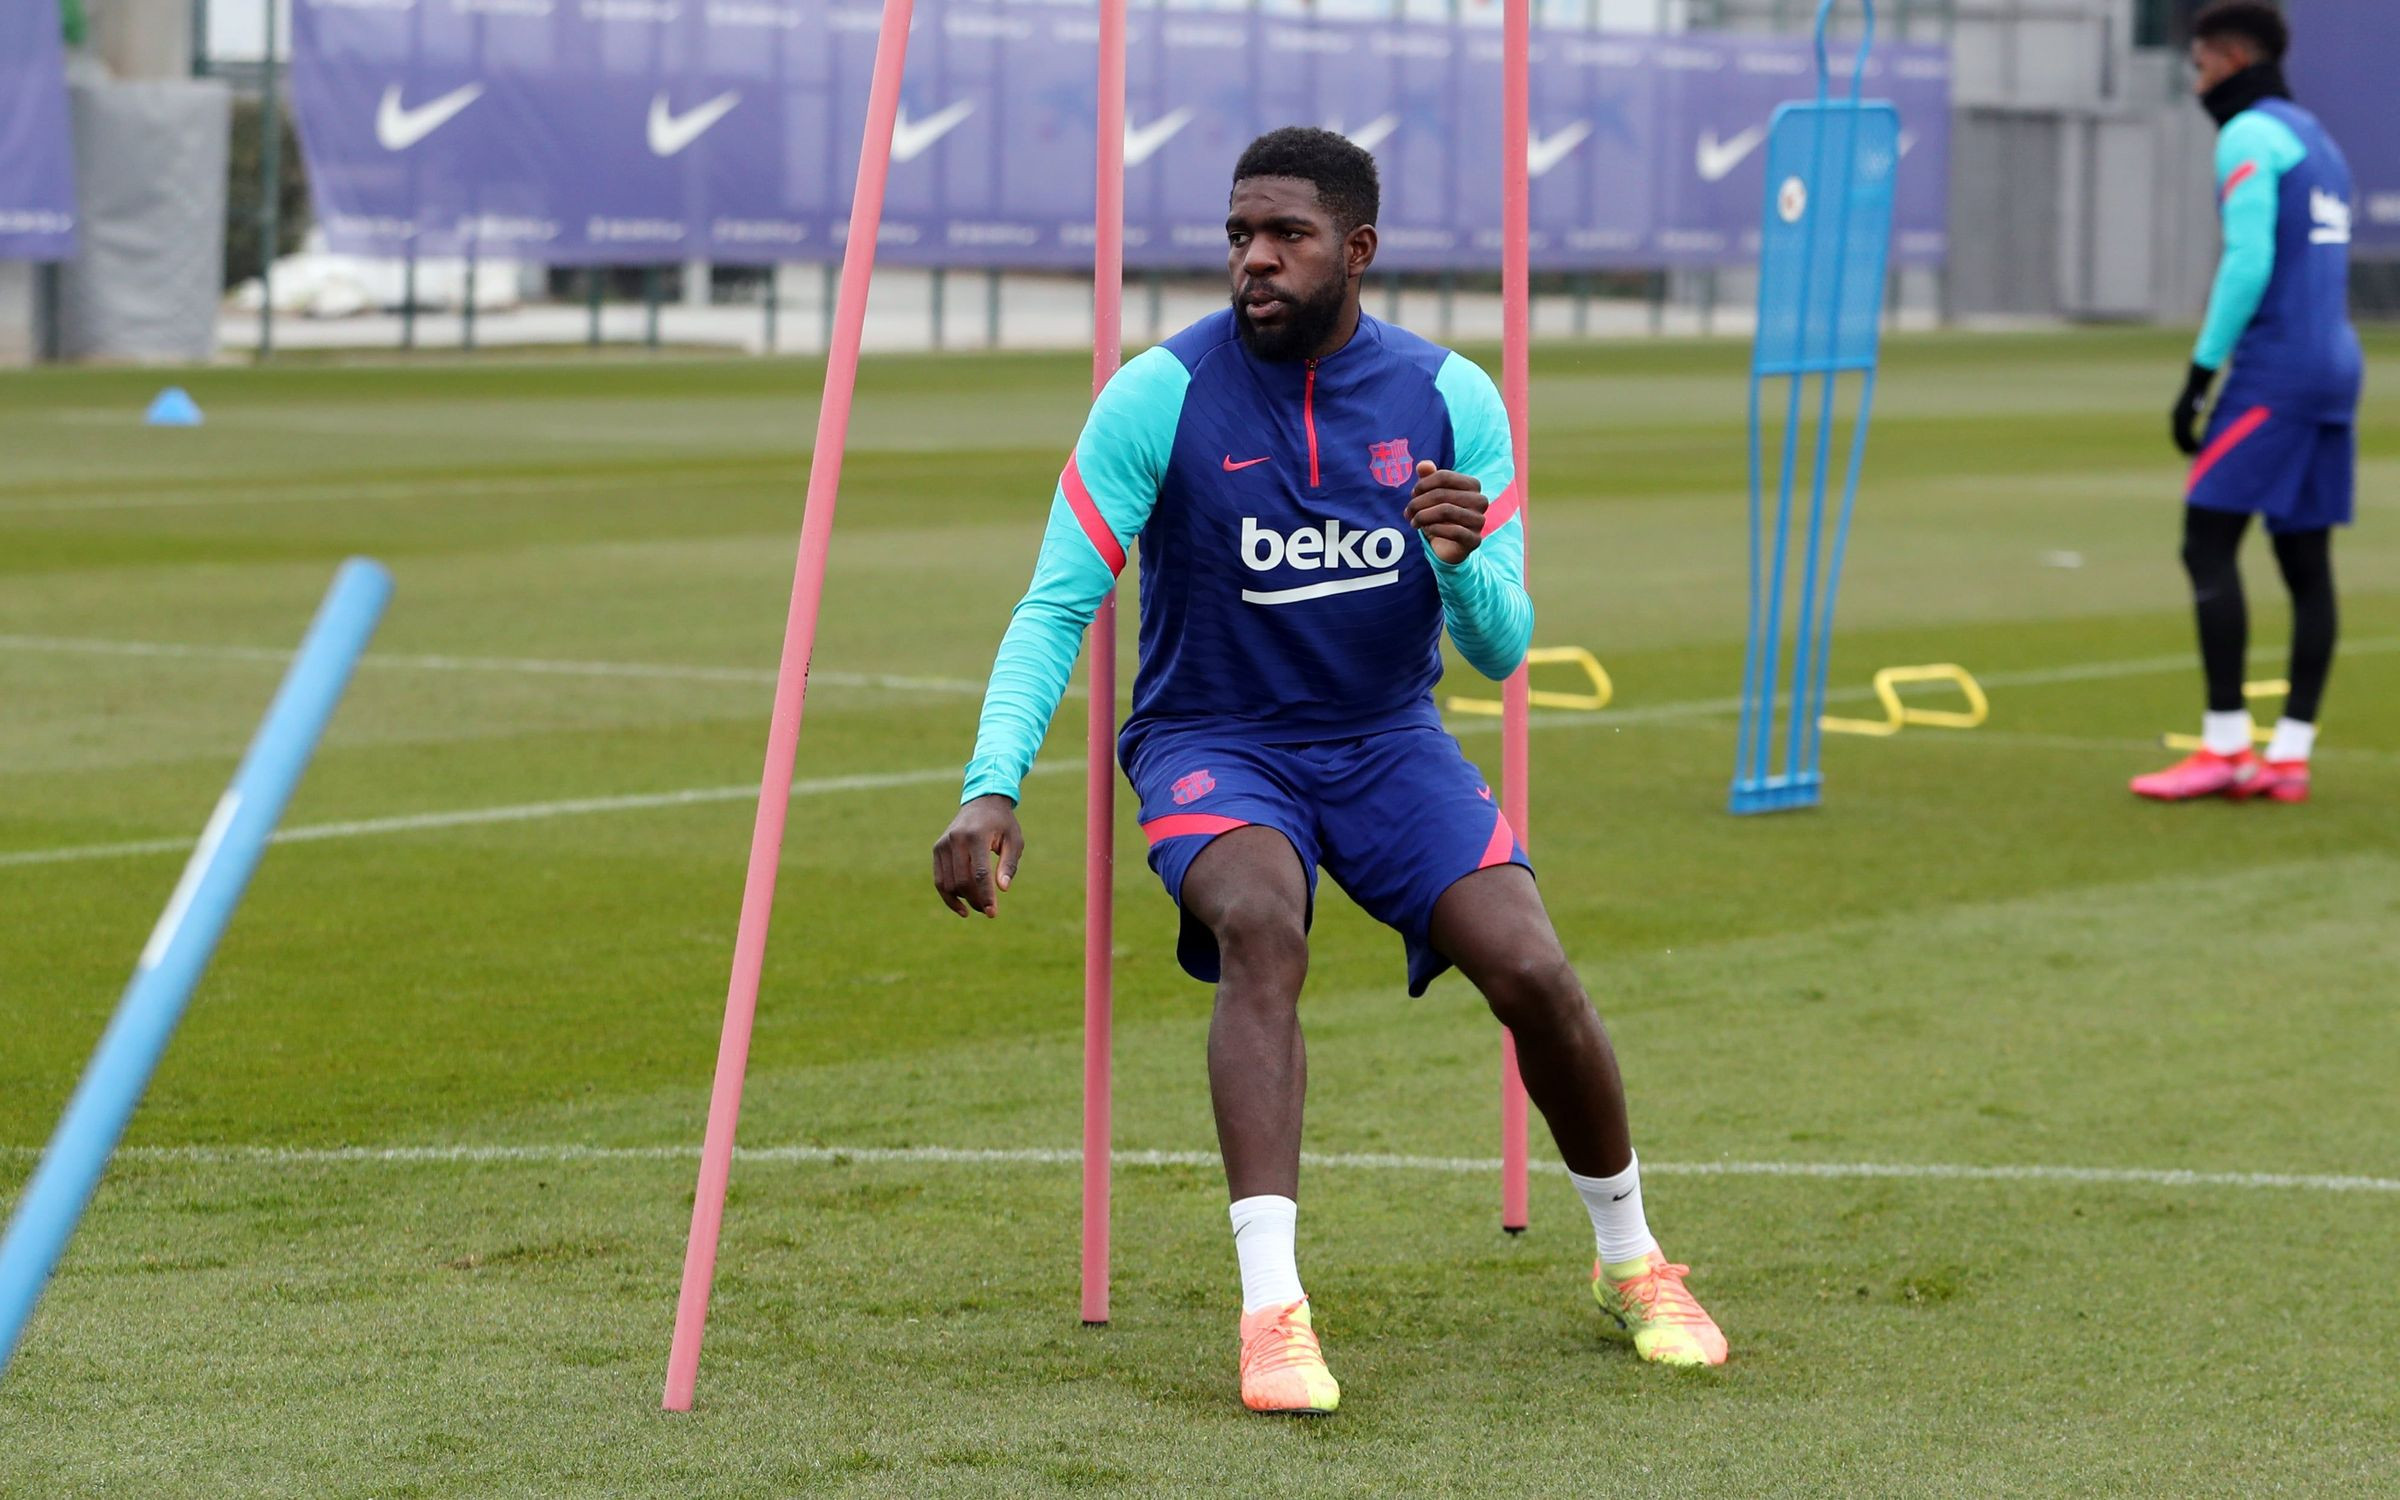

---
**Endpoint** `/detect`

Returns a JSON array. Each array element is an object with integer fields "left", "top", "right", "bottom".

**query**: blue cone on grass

[{"left": 145, "top": 388, "right": 203, "bottom": 427}]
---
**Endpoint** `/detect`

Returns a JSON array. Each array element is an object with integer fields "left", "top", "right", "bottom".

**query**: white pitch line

[
  {"left": 0, "top": 634, "right": 994, "bottom": 698},
  {"left": 3, "top": 1142, "right": 2391, "bottom": 1194},
  {"left": 0, "top": 467, "right": 722, "bottom": 516},
  {"left": 0, "top": 761, "right": 1077, "bottom": 870},
  {"left": 6, "top": 636, "right": 2396, "bottom": 869},
  {"left": 9, "top": 631, "right": 2390, "bottom": 724}
]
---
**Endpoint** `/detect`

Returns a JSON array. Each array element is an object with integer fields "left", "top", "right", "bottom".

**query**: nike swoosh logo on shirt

[
  {"left": 648, "top": 91, "right": 741, "bottom": 158},
  {"left": 376, "top": 83, "right": 484, "bottom": 152},
  {"left": 1222, "top": 455, "right": 1271, "bottom": 471},
  {"left": 1696, "top": 125, "right": 1767, "bottom": 182},
  {"left": 891, "top": 100, "right": 976, "bottom": 164}
]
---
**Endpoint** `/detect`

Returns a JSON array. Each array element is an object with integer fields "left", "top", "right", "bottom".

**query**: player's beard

[{"left": 1232, "top": 275, "right": 1348, "bottom": 363}]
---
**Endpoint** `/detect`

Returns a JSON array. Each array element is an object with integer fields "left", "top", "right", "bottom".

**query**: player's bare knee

[
  {"left": 1212, "top": 901, "right": 1309, "bottom": 987},
  {"left": 1477, "top": 951, "right": 1584, "bottom": 1035}
]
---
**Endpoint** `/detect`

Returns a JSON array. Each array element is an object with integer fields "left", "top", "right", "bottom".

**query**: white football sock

[
  {"left": 1568, "top": 1152, "right": 1660, "bottom": 1269},
  {"left": 2265, "top": 717, "right": 2316, "bottom": 764},
  {"left": 2202, "top": 710, "right": 2255, "bottom": 756},
  {"left": 1229, "top": 1195, "right": 1304, "bottom": 1314}
]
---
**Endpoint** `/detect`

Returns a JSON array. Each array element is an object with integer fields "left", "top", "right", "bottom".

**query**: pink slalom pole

[
  {"left": 1498, "top": 0, "right": 1534, "bottom": 1236},
  {"left": 1080, "top": 0, "right": 1127, "bottom": 1328},
  {"left": 661, "top": 0, "right": 917, "bottom": 1413}
]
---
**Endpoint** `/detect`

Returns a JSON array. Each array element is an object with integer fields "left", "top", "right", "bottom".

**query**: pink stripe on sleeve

[
  {"left": 1060, "top": 455, "right": 1129, "bottom": 576},
  {"left": 1481, "top": 482, "right": 1522, "bottom": 536},
  {"left": 1141, "top": 813, "right": 1248, "bottom": 845}
]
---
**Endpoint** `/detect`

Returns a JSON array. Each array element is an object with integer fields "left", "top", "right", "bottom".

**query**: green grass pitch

[{"left": 2, "top": 328, "right": 2396, "bottom": 1496}]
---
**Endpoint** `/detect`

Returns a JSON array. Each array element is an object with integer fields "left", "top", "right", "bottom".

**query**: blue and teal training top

[
  {"left": 2195, "top": 98, "right": 2362, "bottom": 419},
  {"left": 964, "top": 310, "right": 1532, "bottom": 804}
]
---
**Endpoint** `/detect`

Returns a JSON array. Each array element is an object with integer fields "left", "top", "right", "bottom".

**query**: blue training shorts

[
  {"left": 2186, "top": 396, "right": 2355, "bottom": 536},
  {"left": 1126, "top": 724, "right": 1530, "bottom": 997}
]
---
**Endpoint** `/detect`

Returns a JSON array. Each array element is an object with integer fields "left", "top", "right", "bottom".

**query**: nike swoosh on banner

[
  {"left": 1125, "top": 108, "right": 1196, "bottom": 168},
  {"left": 1527, "top": 122, "right": 1593, "bottom": 179},
  {"left": 1222, "top": 455, "right": 1271, "bottom": 471},
  {"left": 1241, "top": 572, "right": 1399, "bottom": 606},
  {"left": 891, "top": 100, "right": 976, "bottom": 164},
  {"left": 1332, "top": 114, "right": 1400, "bottom": 154},
  {"left": 1696, "top": 125, "right": 1767, "bottom": 182},
  {"left": 648, "top": 90, "right": 741, "bottom": 158},
  {"left": 376, "top": 83, "right": 484, "bottom": 152}
]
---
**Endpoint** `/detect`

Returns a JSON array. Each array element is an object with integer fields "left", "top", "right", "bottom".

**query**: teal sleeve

[
  {"left": 961, "top": 346, "right": 1187, "bottom": 803},
  {"left": 2195, "top": 111, "right": 2304, "bottom": 371},
  {"left": 1428, "top": 352, "right": 1533, "bottom": 681}
]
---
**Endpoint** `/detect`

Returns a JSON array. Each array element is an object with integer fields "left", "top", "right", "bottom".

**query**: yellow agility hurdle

[
  {"left": 2161, "top": 679, "right": 2287, "bottom": 751},
  {"left": 1818, "top": 663, "right": 1989, "bottom": 738},
  {"left": 1448, "top": 646, "right": 1613, "bottom": 716}
]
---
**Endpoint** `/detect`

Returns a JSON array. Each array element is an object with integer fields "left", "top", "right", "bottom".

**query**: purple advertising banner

[
  {"left": 291, "top": 0, "right": 1948, "bottom": 270},
  {"left": 0, "top": 0, "right": 79, "bottom": 261},
  {"left": 2286, "top": 0, "right": 2397, "bottom": 255}
]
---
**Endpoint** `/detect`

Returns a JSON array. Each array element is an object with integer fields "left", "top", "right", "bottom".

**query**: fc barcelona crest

[{"left": 1368, "top": 438, "right": 1413, "bottom": 487}]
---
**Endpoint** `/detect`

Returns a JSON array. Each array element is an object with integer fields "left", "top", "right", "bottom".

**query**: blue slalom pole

[{"left": 0, "top": 559, "right": 391, "bottom": 1377}]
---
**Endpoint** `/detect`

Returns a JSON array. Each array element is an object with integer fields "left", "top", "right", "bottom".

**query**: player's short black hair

[
  {"left": 1232, "top": 127, "right": 1380, "bottom": 232},
  {"left": 2192, "top": 1, "right": 2289, "bottom": 61}
]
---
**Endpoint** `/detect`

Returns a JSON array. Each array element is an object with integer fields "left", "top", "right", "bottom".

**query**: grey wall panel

[
  {"left": 2147, "top": 101, "right": 2221, "bottom": 324},
  {"left": 56, "top": 80, "right": 231, "bottom": 363},
  {"left": 1946, "top": 110, "right": 2062, "bottom": 317},
  {"left": 0, "top": 263, "right": 37, "bottom": 365}
]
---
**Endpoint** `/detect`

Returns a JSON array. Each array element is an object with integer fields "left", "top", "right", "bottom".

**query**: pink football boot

[
  {"left": 2130, "top": 747, "right": 2262, "bottom": 801},
  {"left": 2237, "top": 759, "right": 2311, "bottom": 803}
]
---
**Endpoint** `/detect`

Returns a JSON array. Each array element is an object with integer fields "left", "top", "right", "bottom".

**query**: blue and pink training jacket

[
  {"left": 963, "top": 309, "right": 1531, "bottom": 804},
  {"left": 2195, "top": 97, "right": 2361, "bottom": 420}
]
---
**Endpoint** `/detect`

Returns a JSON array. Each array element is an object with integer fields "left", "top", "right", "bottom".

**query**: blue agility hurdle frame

[
  {"left": 0, "top": 559, "right": 391, "bottom": 1377},
  {"left": 1731, "top": 0, "right": 1900, "bottom": 815}
]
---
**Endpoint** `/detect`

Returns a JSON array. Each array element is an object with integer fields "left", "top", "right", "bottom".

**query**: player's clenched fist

[
  {"left": 933, "top": 794, "right": 1024, "bottom": 918},
  {"left": 1405, "top": 458, "right": 1486, "bottom": 565}
]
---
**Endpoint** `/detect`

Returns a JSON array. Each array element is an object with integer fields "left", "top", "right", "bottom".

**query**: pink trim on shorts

[
  {"left": 1476, "top": 809, "right": 1518, "bottom": 869},
  {"left": 2187, "top": 405, "right": 2272, "bottom": 493},
  {"left": 1141, "top": 812, "right": 1249, "bottom": 845}
]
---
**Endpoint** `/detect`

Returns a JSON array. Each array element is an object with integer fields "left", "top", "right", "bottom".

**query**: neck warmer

[{"left": 2202, "top": 60, "right": 2292, "bottom": 126}]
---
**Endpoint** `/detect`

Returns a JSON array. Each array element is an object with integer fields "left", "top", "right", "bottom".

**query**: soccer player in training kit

[
  {"left": 932, "top": 128, "right": 1725, "bottom": 1413},
  {"left": 2134, "top": 1, "right": 2361, "bottom": 804}
]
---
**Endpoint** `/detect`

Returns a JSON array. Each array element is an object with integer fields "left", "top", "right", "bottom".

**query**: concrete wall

[
  {"left": 56, "top": 79, "right": 232, "bottom": 363},
  {"left": 1945, "top": 37, "right": 2217, "bottom": 325},
  {"left": 0, "top": 264, "right": 42, "bottom": 364},
  {"left": 1710, "top": 0, "right": 2231, "bottom": 327},
  {"left": 90, "top": 0, "right": 192, "bottom": 82}
]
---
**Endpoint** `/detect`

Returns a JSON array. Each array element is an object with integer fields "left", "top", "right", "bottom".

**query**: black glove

[{"left": 2172, "top": 363, "right": 2214, "bottom": 457}]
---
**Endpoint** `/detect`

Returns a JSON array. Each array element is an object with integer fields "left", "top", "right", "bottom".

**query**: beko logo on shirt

[{"left": 1240, "top": 517, "right": 1407, "bottom": 605}]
